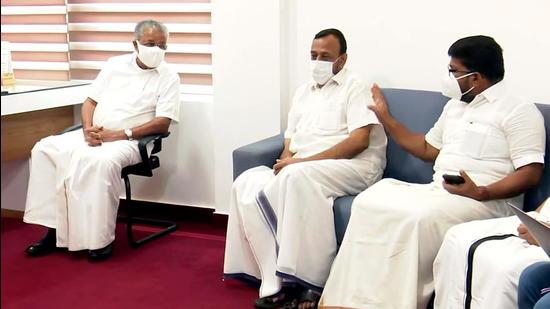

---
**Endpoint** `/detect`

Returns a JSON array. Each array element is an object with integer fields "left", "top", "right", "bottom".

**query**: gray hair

[{"left": 134, "top": 20, "right": 169, "bottom": 40}]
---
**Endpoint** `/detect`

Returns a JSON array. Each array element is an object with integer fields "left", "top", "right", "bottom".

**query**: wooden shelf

[{"left": 1, "top": 106, "right": 74, "bottom": 161}]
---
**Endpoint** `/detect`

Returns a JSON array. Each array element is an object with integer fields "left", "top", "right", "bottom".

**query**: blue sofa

[{"left": 232, "top": 88, "right": 550, "bottom": 245}]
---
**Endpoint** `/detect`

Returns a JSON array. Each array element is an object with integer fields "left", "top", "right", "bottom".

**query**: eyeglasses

[
  {"left": 139, "top": 41, "right": 167, "bottom": 50},
  {"left": 448, "top": 68, "right": 472, "bottom": 78}
]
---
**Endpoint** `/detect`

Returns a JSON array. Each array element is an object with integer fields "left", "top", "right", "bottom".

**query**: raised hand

[{"left": 368, "top": 83, "right": 391, "bottom": 123}]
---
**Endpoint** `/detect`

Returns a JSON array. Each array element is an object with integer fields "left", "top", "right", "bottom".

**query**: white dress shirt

[
  {"left": 89, "top": 53, "right": 180, "bottom": 130},
  {"left": 426, "top": 81, "right": 546, "bottom": 186},
  {"left": 284, "top": 68, "right": 387, "bottom": 167}
]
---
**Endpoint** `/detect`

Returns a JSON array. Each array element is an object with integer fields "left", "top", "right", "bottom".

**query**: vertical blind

[{"left": 1, "top": 0, "right": 212, "bottom": 101}]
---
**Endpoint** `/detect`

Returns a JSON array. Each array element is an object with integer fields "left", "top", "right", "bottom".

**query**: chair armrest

[
  {"left": 232, "top": 134, "right": 284, "bottom": 180},
  {"left": 136, "top": 132, "right": 170, "bottom": 173},
  {"left": 56, "top": 124, "right": 83, "bottom": 135}
]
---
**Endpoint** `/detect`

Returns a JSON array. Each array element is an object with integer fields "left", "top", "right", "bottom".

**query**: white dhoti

[
  {"left": 320, "top": 178, "right": 509, "bottom": 309},
  {"left": 23, "top": 129, "right": 142, "bottom": 251},
  {"left": 433, "top": 216, "right": 549, "bottom": 309},
  {"left": 224, "top": 159, "right": 381, "bottom": 298}
]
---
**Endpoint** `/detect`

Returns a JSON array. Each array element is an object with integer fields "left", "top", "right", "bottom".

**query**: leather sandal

[
  {"left": 254, "top": 287, "right": 299, "bottom": 309},
  {"left": 297, "top": 289, "right": 321, "bottom": 309}
]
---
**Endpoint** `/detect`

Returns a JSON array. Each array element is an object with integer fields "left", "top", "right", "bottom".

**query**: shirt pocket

[
  {"left": 481, "top": 125, "right": 508, "bottom": 159},
  {"left": 317, "top": 105, "right": 343, "bottom": 131},
  {"left": 459, "top": 122, "right": 507, "bottom": 159}
]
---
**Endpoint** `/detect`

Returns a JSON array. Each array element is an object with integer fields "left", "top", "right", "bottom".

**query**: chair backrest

[
  {"left": 381, "top": 88, "right": 447, "bottom": 183},
  {"left": 524, "top": 103, "right": 550, "bottom": 211}
]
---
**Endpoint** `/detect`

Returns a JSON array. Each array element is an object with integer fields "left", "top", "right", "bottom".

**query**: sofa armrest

[{"left": 232, "top": 134, "right": 284, "bottom": 180}]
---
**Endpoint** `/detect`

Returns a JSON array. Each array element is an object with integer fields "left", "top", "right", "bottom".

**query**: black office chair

[{"left": 58, "top": 124, "right": 177, "bottom": 248}]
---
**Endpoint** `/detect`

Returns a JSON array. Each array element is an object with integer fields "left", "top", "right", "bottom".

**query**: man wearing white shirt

[
  {"left": 433, "top": 197, "right": 550, "bottom": 309},
  {"left": 223, "top": 28, "right": 387, "bottom": 309},
  {"left": 320, "top": 35, "right": 545, "bottom": 309},
  {"left": 23, "top": 20, "right": 180, "bottom": 261}
]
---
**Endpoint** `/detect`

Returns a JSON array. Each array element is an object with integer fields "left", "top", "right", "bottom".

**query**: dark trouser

[{"left": 518, "top": 261, "right": 550, "bottom": 309}]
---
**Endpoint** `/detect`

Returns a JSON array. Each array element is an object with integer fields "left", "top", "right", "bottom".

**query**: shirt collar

[
  {"left": 475, "top": 80, "right": 506, "bottom": 104},
  {"left": 310, "top": 68, "right": 348, "bottom": 90}
]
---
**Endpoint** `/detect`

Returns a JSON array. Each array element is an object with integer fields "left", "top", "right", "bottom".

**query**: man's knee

[
  {"left": 519, "top": 262, "right": 550, "bottom": 291},
  {"left": 277, "top": 162, "right": 310, "bottom": 182},
  {"left": 534, "top": 294, "right": 550, "bottom": 309},
  {"left": 234, "top": 166, "right": 273, "bottom": 188},
  {"left": 31, "top": 138, "right": 52, "bottom": 156},
  {"left": 73, "top": 150, "right": 120, "bottom": 173},
  {"left": 441, "top": 223, "right": 471, "bottom": 248}
]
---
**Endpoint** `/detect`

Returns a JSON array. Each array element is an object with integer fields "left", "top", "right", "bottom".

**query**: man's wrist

[
  {"left": 476, "top": 186, "right": 490, "bottom": 201},
  {"left": 123, "top": 128, "right": 133, "bottom": 140},
  {"left": 382, "top": 115, "right": 398, "bottom": 131}
]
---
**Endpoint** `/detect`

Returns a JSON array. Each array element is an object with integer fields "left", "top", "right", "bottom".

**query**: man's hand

[
  {"left": 368, "top": 83, "right": 391, "bottom": 123},
  {"left": 442, "top": 170, "right": 488, "bottom": 201},
  {"left": 273, "top": 157, "right": 305, "bottom": 175},
  {"left": 96, "top": 128, "right": 125, "bottom": 143},
  {"left": 83, "top": 125, "right": 103, "bottom": 146},
  {"left": 83, "top": 126, "right": 126, "bottom": 146},
  {"left": 517, "top": 223, "right": 539, "bottom": 246}
]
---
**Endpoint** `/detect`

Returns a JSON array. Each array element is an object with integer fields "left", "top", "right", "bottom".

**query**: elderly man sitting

[{"left": 23, "top": 19, "right": 180, "bottom": 261}]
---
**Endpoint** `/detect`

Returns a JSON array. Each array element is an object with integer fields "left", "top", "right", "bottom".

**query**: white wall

[
  {"left": 211, "top": 0, "right": 282, "bottom": 214},
  {"left": 286, "top": 0, "right": 550, "bottom": 120},
  {"left": 130, "top": 100, "right": 215, "bottom": 208}
]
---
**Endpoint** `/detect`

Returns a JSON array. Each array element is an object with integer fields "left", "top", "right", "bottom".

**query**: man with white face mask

[
  {"left": 319, "top": 35, "right": 545, "bottom": 309},
  {"left": 224, "top": 28, "right": 387, "bottom": 309},
  {"left": 23, "top": 20, "right": 180, "bottom": 261}
]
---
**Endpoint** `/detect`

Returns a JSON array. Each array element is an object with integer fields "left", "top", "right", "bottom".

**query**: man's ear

[
  {"left": 472, "top": 72, "right": 484, "bottom": 84},
  {"left": 337, "top": 53, "right": 348, "bottom": 71},
  {"left": 132, "top": 40, "right": 138, "bottom": 52}
]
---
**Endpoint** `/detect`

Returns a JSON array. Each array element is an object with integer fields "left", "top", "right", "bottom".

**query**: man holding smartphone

[{"left": 320, "top": 36, "right": 545, "bottom": 309}]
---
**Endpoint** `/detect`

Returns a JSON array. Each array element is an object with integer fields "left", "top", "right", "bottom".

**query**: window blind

[
  {"left": 1, "top": 0, "right": 212, "bottom": 102},
  {"left": 67, "top": 0, "right": 212, "bottom": 101},
  {"left": 1, "top": 0, "right": 70, "bottom": 81}
]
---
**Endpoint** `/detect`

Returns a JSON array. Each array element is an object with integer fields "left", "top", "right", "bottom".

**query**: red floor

[{"left": 1, "top": 217, "right": 258, "bottom": 309}]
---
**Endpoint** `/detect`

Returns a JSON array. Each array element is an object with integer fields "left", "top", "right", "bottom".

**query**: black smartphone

[{"left": 443, "top": 174, "right": 465, "bottom": 185}]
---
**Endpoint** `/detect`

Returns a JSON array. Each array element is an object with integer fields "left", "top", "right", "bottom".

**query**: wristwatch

[{"left": 124, "top": 128, "right": 133, "bottom": 141}]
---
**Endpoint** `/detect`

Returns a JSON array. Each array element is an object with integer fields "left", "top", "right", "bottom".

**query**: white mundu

[
  {"left": 23, "top": 53, "right": 180, "bottom": 251},
  {"left": 320, "top": 81, "right": 546, "bottom": 309},
  {"left": 433, "top": 198, "right": 550, "bottom": 309},
  {"left": 224, "top": 68, "right": 387, "bottom": 297}
]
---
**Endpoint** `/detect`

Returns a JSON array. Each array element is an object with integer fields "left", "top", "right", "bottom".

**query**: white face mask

[
  {"left": 441, "top": 72, "right": 475, "bottom": 100},
  {"left": 310, "top": 60, "right": 334, "bottom": 85},
  {"left": 136, "top": 42, "right": 166, "bottom": 68}
]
